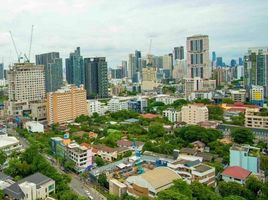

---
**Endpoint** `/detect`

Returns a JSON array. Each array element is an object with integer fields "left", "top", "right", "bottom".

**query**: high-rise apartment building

[
  {"left": 216, "top": 57, "right": 223, "bottom": 67},
  {"left": 36, "top": 52, "right": 63, "bottom": 92},
  {"left": 181, "top": 104, "right": 208, "bottom": 125},
  {"left": 128, "top": 53, "right": 135, "bottom": 79},
  {"left": 84, "top": 57, "right": 108, "bottom": 99},
  {"left": 244, "top": 47, "right": 268, "bottom": 96},
  {"left": 128, "top": 51, "right": 142, "bottom": 82},
  {"left": 186, "top": 35, "right": 211, "bottom": 79},
  {"left": 8, "top": 63, "right": 45, "bottom": 102},
  {"left": 141, "top": 67, "right": 158, "bottom": 91},
  {"left": 66, "top": 47, "right": 84, "bottom": 87},
  {"left": 250, "top": 85, "right": 264, "bottom": 106},
  {"left": 212, "top": 51, "right": 216, "bottom": 63},
  {"left": 122, "top": 60, "right": 127, "bottom": 78},
  {"left": 0, "top": 63, "right": 4, "bottom": 80},
  {"left": 174, "top": 46, "right": 184, "bottom": 60},
  {"left": 163, "top": 54, "right": 173, "bottom": 71},
  {"left": 7, "top": 63, "right": 46, "bottom": 116},
  {"left": 230, "top": 59, "right": 237, "bottom": 67},
  {"left": 47, "top": 84, "right": 87, "bottom": 125}
]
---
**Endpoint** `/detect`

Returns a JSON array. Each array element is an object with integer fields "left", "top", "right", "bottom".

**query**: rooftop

[
  {"left": 127, "top": 167, "right": 181, "bottom": 193},
  {"left": 140, "top": 113, "right": 161, "bottom": 119},
  {"left": 222, "top": 166, "right": 251, "bottom": 180},
  {"left": 194, "top": 164, "right": 212, "bottom": 173},
  {"left": 0, "top": 135, "right": 19, "bottom": 148},
  {"left": 18, "top": 172, "right": 53, "bottom": 189}
]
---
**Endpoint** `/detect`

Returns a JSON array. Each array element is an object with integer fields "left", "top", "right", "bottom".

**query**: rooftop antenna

[{"left": 9, "top": 31, "right": 22, "bottom": 63}]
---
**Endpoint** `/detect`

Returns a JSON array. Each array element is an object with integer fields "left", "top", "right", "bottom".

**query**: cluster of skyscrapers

[{"left": 1, "top": 34, "right": 268, "bottom": 120}]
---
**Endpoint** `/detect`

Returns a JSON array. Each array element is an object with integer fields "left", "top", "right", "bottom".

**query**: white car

[{"left": 84, "top": 190, "right": 93, "bottom": 200}]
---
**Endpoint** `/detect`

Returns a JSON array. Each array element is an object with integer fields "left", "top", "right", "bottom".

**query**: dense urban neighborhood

[{"left": 1, "top": 1, "right": 268, "bottom": 200}]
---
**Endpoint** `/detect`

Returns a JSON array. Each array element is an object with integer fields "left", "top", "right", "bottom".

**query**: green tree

[
  {"left": 245, "top": 176, "right": 263, "bottom": 196},
  {"left": 208, "top": 105, "right": 224, "bottom": 121},
  {"left": 231, "top": 128, "right": 255, "bottom": 145},
  {"left": 157, "top": 189, "right": 190, "bottom": 200},
  {"left": 191, "top": 182, "right": 221, "bottom": 200},
  {"left": 148, "top": 123, "right": 165, "bottom": 138},
  {"left": 172, "top": 99, "right": 188, "bottom": 108},
  {"left": 218, "top": 181, "right": 254, "bottom": 200},
  {"left": 223, "top": 195, "right": 246, "bottom": 200},
  {"left": 0, "top": 149, "right": 7, "bottom": 166},
  {"left": 0, "top": 189, "right": 4, "bottom": 199},
  {"left": 260, "top": 155, "right": 268, "bottom": 171},
  {"left": 175, "top": 125, "right": 222, "bottom": 144},
  {"left": 63, "top": 160, "right": 76, "bottom": 172},
  {"left": 95, "top": 156, "right": 105, "bottom": 167},
  {"left": 98, "top": 173, "right": 108, "bottom": 188},
  {"left": 223, "top": 98, "right": 235, "bottom": 104}
]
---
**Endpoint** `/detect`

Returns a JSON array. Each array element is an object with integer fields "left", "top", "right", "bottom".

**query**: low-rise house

[
  {"left": 89, "top": 131, "right": 98, "bottom": 138},
  {"left": 197, "top": 121, "right": 219, "bottom": 129},
  {"left": 222, "top": 166, "right": 252, "bottom": 184},
  {"left": 180, "top": 148, "right": 197, "bottom": 156},
  {"left": 230, "top": 89, "right": 246, "bottom": 103},
  {"left": 0, "top": 134, "right": 22, "bottom": 156},
  {"left": 116, "top": 140, "right": 144, "bottom": 151},
  {"left": 230, "top": 144, "right": 260, "bottom": 174},
  {"left": 109, "top": 179, "right": 127, "bottom": 198},
  {"left": 191, "top": 141, "right": 206, "bottom": 152},
  {"left": 51, "top": 137, "right": 93, "bottom": 172},
  {"left": 196, "top": 152, "right": 214, "bottom": 162},
  {"left": 140, "top": 113, "right": 160, "bottom": 119},
  {"left": 163, "top": 108, "right": 181, "bottom": 123},
  {"left": 93, "top": 144, "right": 118, "bottom": 162},
  {"left": 245, "top": 107, "right": 268, "bottom": 129},
  {"left": 0, "top": 172, "right": 14, "bottom": 190},
  {"left": 4, "top": 172, "right": 55, "bottom": 200},
  {"left": 126, "top": 167, "right": 181, "bottom": 198},
  {"left": 155, "top": 95, "right": 179, "bottom": 105},
  {"left": 25, "top": 121, "right": 44, "bottom": 133},
  {"left": 66, "top": 142, "right": 93, "bottom": 172},
  {"left": 168, "top": 158, "right": 215, "bottom": 186}
]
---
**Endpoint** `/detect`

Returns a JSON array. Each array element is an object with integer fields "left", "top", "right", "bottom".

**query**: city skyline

[{"left": 0, "top": 0, "right": 268, "bottom": 68}]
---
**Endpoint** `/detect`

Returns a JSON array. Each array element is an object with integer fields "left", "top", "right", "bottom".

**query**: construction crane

[
  {"left": 27, "top": 25, "right": 34, "bottom": 63},
  {"left": 9, "top": 25, "right": 34, "bottom": 63},
  {"left": 9, "top": 31, "right": 22, "bottom": 63}
]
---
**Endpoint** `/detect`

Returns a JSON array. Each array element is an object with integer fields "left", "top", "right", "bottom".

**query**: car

[{"left": 84, "top": 190, "right": 93, "bottom": 200}]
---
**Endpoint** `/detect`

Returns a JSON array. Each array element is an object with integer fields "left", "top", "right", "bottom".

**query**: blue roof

[{"left": 124, "top": 118, "right": 139, "bottom": 123}]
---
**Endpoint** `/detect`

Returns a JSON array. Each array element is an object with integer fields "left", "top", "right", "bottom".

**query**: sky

[{"left": 0, "top": 0, "right": 268, "bottom": 68}]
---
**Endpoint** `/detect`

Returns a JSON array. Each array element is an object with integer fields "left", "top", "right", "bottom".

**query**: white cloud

[{"left": 0, "top": 0, "right": 267, "bottom": 67}]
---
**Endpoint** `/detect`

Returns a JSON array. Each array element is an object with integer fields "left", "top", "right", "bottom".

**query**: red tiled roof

[
  {"left": 228, "top": 108, "right": 246, "bottom": 112},
  {"left": 226, "top": 102, "right": 259, "bottom": 109},
  {"left": 140, "top": 113, "right": 160, "bottom": 119},
  {"left": 80, "top": 142, "right": 91, "bottom": 149},
  {"left": 222, "top": 166, "right": 251, "bottom": 180}
]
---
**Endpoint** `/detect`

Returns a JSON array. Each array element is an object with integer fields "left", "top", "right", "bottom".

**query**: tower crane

[
  {"left": 9, "top": 25, "right": 34, "bottom": 63},
  {"left": 9, "top": 31, "right": 22, "bottom": 63},
  {"left": 27, "top": 25, "right": 34, "bottom": 63}
]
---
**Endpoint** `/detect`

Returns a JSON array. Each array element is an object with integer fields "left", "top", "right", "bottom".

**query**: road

[{"left": 7, "top": 127, "right": 106, "bottom": 200}]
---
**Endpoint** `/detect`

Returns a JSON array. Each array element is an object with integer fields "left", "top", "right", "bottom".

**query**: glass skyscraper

[
  {"left": 0, "top": 63, "right": 3, "bottom": 80},
  {"left": 66, "top": 47, "right": 84, "bottom": 87},
  {"left": 244, "top": 47, "right": 268, "bottom": 96},
  {"left": 84, "top": 57, "right": 108, "bottom": 99},
  {"left": 36, "top": 52, "right": 63, "bottom": 92}
]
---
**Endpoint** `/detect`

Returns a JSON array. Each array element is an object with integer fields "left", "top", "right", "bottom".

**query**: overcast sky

[{"left": 0, "top": 0, "right": 268, "bottom": 68}]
